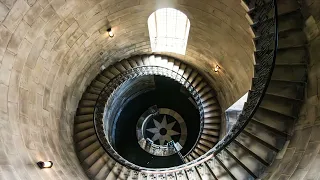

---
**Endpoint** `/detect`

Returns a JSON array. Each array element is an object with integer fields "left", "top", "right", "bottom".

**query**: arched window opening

[{"left": 148, "top": 8, "right": 190, "bottom": 55}]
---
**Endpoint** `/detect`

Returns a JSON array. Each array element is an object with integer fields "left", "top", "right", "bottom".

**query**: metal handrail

[
  {"left": 93, "top": 0, "right": 278, "bottom": 174},
  {"left": 93, "top": 66, "right": 207, "bottom": 170}
]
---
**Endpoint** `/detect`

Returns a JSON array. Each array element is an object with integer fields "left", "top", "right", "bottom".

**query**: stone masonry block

[
  {"left": 41, "top": 14, "right": 60, "bottom": 38},
  {"left": 0, "top": 2, "right": 9, "bottom": 23},
  {"left": 0, "top": 51, "right": 15, "bottom": 86},
  {"left": 0, "top": 25, "right": 12, "bottom": 57},
  {"left": 304, "top": 16, "right": 319, "bottom": 41},
  {"left": 7, "top": 20, "right": 30, "bottom": 54},
  {"left": 23, "top": 1, "right": 43, "bottom": 26},
  {"left": 12, "top": 39, "right": 32, "bottom": 72},
  {"left": 53, "top": 21, "right": 79, "bottom": 51},
  {"left": 310, "top": 125, "right": 320, "bottom": 142},
  {"left": 40, "top": 4, "right": 56, "bottom": 22},
  {"left": 7, "top": 70, "right": 20, "bottom": 103},
  {"left": 2, "top": 0, "right": 30, "bottom": 32},
  {"left": 309, "top": 36, "right": 320, "bottom": 67},
  {"left": 25, "top": 36, "right": 46, "bottom": 69},
  {"left": 25, "top": 17, "right": 46, "bottom": 43},
  {"left": 288, "top": 127, "right": 312, "bottom": 151},
  {"left": 297, "top": 142, "right": 320, "bottom": 170},
  {"left": 0, "top": 0, "right": 17, "bottom": 9},
  {"left": 0, "top": 84, "right": 8, "bottom": 113}
]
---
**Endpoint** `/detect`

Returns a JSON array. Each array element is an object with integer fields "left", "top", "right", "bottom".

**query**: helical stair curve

[
  {"left": 74, "top": 54, "right": 222, "bottom": 179},
  {"left": 73, "top": 0, "right": 308, "bottom": 179}
]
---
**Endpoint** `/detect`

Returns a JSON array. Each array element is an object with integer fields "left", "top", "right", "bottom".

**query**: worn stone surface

[
  {"left": 264, "top": 1, "right": 320, "bottom": 179},
  {"left": 0, "top": 0, "right": 258, "bottom": 179}
]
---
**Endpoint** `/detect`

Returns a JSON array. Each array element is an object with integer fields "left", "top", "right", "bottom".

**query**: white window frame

[{"left": 148, "top": 8, "right": 190, "bottom": 55}]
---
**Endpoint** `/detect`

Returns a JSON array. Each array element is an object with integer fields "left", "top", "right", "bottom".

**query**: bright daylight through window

[{"left": 148, "top": 8, "right": 190, "bottom": 55}]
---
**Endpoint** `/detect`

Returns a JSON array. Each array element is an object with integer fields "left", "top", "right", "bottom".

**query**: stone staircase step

[
  {"left": 242, "top": 129, "right": 281, "bottom": 152},
  {"left": 94, "top": 162, "right": 112, "bottom": 180},
  {"left": 267, "top": 79, "right": 305, "bottom": 100},
  {"left": 91, "top": 80, "right": 105, "bottom": 90},
  {"left": 120, "top": 60, "right": 132, "bottom": 70},
  {"left": 196, "top": 144, "right": 210, "bottom": 152},
  {"left": 215, "top": 156, "right": 237, "bottom": 180},
  {"left": 78, "top": 141, "right": 101, "bottom": 161},
  {"left": 204, "top": 124, "right": 220, "bottom": 130},
  {"left": 106, "top": 164, "right": 122, "bottom": 180},
  {"left": 260, "top": 93, "right": 300, "bottom": 117},
  {"left": 128, "top": 58, "right": 139, "bottom": 68},
  {"left": 74, "top": 114, "right": 93, "bottom": 124},
  {"left": 96, "top": 74, "right": 110, "bottom": 84},
  {"left": 114, "top": 62, "right": 127, "bottom": 72},
  {"left": 79, "top": 100, "right": 96, "bottom": 107},
  {"left": 276, "top": 46, "right": 308, "bottom": 64},
  {"left": 203, "top": 104, "right": 219, "bottom": 112},
  {"left": 199, "top": 139, "right": 215, "bottom": 148},
  {"left": 251, "top": 10, "right": 303, "bottom": 37},
  {"left": 204, "top": 117, "right": 221, "bottom": 124},
  {"left": 182, "top": 67, "right": 192, "bottom": 80},
  {"left": 188, "top": 71, "right": 198, "bottom": 83},
  {"left": 235, "top": 138, "right": 272, "bottom": 167},
  {"left": 101, "top": 70, "right": 116, "bottom": 79},
  {"left": 185, "top": 167, "right": 201, "bottom": 180},
  {"left": 82, "top": 92, "right": 99, "bottom": 101},
  {"left": 234, "top": 140, "right": 271, "bottom": 168},
  {"left": 250, "top": 118, "right": 290, "bottom": 137},
  {"left": 74, "top": 121, "right": 94, "bottom": 133},
  {"left": 191, "top": 76, "right": 203, "bottom": 87},
  {"left": 204, "top": 162, "right": 218, "bottom": 180},
  {"left": 86, "top": 86, "right": 101, "bottom": 95},
  {"left": 74, "top": 128, "right": 96, "bottom": 142},
  {"left": 108, "top": 66, "right": 121, "bottom": 76},
  {"left": 247, "top": 0, "right": 299, "bottom": 24},
  {"left": 200, "top": 93, "right": 214, "bottom": 102},
  {"left": 195, "top": 82, "right": 207, "bottom": 92},
  {"left": 271, "top": 64, "right": 307, "bottom": 82},
  {"left": 194, "top": 147, "right": 205, "bottom": 156},
  {"left": 87, "top": 154, "right": 110, "bottom": 179},
  {"left": 75, "top": 134, "right": 98, "bottom": 151},
  {"left": 227, "top": 142, "right": 265, "bottom": 177},
  {"left": 81, "top": 147, "right": 105, "bottom": 170},
  {"left": 76, "top": 107, "right": 94, "bottom": 115},
  {"left": 202, "top": 98, "right": 217, "bottom": 108},
  {"left": 278, "top": 29, "right": 307, "bottom": 49},
  {"left": 117, "top": 167, "right": 130, "bottom": 180},
  {"left": 211, "top": 158, "right": 235, "bottom": 180},
  {"left": 149, "top": 55, "right": 157, "bottom": 66},
  {"left": 224, "top": 148, "right": 258, "bottom": 179},
  {"left": 254, "top": 107, "right": 295, "bottom": 134},
  {"left": 201, "top": 134, "right": 219, "bottom": 142},
  {"left": 204, "top": 110, "right": 220, "bottom": 118}
]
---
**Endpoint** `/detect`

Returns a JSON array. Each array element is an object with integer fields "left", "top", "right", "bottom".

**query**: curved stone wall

[{"left": 0, "top": 0, "right": 253, "bottom": 179}]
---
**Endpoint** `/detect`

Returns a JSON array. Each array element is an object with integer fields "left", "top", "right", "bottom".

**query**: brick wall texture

[{"left": 0, "top": 0, "right": 256, "bottom": 179}]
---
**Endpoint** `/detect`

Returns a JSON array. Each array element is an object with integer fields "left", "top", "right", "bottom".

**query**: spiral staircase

[{"left": 73, "top": 0, "right": 308, "bottom": 179}]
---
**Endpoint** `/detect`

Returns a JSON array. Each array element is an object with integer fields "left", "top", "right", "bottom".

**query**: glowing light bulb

[
  {"left": 214, "top": 65, "right": 220, "bottom": 72},
  {"left": 107, "top": 28, "right": 114, "bottom": 38},
  {"left": 37, "top": 161, "right": 53, "bottom": 169}
]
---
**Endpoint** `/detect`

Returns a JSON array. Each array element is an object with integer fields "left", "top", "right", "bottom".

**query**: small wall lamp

[
  {"left": 37, "top": 161, "right": 53, "bottom": 169},
  {"left": 214, "top": 65, "right": 220, "bottom": 72},
  {"left": 107, "top": 28, "right": 114, "bottom": 38}
]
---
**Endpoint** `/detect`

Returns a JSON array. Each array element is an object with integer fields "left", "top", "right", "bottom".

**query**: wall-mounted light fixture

[
  {"left": 37, "top": 161, "right": 53, "bottom": 169},
  {"left": 107, "top": 28, "right": 114, "bottom": 38},
  {"left": 214, "top": 65, "right": 220, "bottom": 72}
]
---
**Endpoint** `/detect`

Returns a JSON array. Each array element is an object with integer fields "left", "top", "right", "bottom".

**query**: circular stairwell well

[
  {"left": 73, "top": 0, "right": 309, "bottom": 179},
  {"left": 74, "top": 55, "right": 222, "bottom": 179}
]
